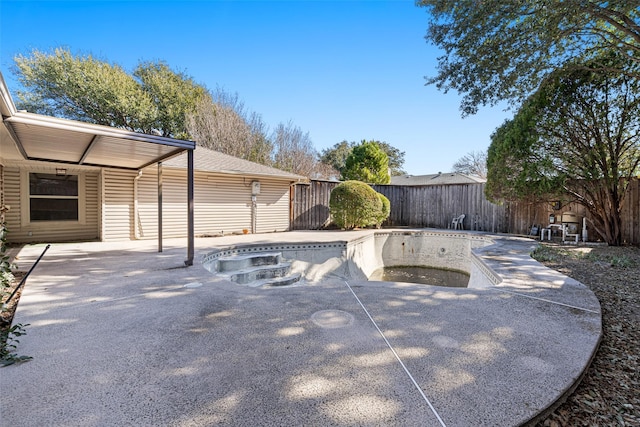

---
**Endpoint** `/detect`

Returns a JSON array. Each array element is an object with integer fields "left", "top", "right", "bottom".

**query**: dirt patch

[
  {"left": 532, "top": 244, "right": 640, "bottom": 427},
  {"left": 1, "top": 271, "right": 26, "bottom": 332}
]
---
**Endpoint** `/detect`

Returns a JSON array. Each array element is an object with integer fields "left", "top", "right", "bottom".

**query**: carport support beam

[
  {"left": 158, "top": 162, "right": 163, "bottom": 253},
  {"left": 185, "top": 149, "right": 195, "bottom": 266}
]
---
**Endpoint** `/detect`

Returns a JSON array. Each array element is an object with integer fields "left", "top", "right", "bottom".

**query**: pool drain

[{"left": 311, "top": 310, "right": 354, "bottom": 329}]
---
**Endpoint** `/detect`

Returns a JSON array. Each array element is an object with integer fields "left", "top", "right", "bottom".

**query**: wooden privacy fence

[
  {"left": 291, "top": 178, "right": 640, "bottom": 245},
  {"left": 290, "top": 180, "right": 337, "bottom": 230},
  {"left": 291, "top": 180, "right": 508, "bottom": 233},
  {"left": 372, "top": 184, "right": 507, "bottom": 232},
  {"left": 506, "top": 178, "right": 640, "bottom": 245}
]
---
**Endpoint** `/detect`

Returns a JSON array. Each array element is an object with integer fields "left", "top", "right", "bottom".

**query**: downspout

[{"left": 133, "top": 170, "right": 143, "bottom": 239}]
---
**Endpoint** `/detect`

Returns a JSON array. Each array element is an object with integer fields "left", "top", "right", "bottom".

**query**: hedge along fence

[
  {"left": 291, "top": 180, "right": 508, "bottom": 233},
  {"left": 291, "top": 178, "right": 640, "bottom": 245}
]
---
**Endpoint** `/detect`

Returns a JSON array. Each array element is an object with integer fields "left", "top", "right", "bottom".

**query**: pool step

[
  {"left": 217, "top": 252, "right": 282, "bottom": 272},
  {"left": 214, "top": 252, "right": 302, "bottom": 287},
  {"left": 254, "top": 272, "right": 303, "bottom": 288}
]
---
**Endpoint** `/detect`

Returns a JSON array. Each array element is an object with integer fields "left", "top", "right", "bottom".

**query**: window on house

[{"left": 29, "top": 173, "right": 79, "bottom": 221}]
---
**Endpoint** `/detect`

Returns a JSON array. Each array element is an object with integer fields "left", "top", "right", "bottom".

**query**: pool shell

[{"left": 203, "top": 230, "right": 500, "bottom": 287}]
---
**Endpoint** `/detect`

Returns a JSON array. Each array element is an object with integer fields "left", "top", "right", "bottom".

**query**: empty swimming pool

[{"left": 204, "top": 230, "right": 499, "bottom": 288}]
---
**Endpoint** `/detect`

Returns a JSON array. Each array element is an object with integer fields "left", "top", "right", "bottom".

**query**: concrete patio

[{"left": 1, "top": 230, "right": 601, "bottom": 426}]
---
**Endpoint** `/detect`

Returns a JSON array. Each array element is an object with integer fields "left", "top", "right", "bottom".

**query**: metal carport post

[{"left": 185, "top": 148, "right": 194, "bottom": 266}]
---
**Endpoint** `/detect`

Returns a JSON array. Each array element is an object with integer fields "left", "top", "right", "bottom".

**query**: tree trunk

[{"left": 584, "top": 183, "right": 624, "bottom": 246}]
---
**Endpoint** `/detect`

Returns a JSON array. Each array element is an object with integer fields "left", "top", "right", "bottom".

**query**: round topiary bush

[
  {"left": 375, "top": 192, "right": 390, "bottom": 228},
  {"left": 329, "top": 180, "right": 383, "bottom": 229}
]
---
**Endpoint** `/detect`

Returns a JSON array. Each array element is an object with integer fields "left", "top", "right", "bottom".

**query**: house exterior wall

[
  {"left": 0, "top": 162, "right": 5, "bottom": 224},
  {"left": 134, "top": 167, "right": 291, "bottom": 239},
  {"left": 253, "top": 178, "right": 291, "bottom": 234},
  {"left": 101, "top": 168, "right": 136, "bottom": 241},
  {"left": 2, "top": 162, "right": 292, "bottom": 243},
  {"left": 4, "top": 164, "right": 100, "bottom": 243}
]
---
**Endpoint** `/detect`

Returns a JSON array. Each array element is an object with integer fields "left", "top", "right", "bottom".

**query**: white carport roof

[
  {"left": 3, "top": 112, "right": 194, "bottom": 170},
  {"left": 0, "top": 73, "right": 194, "bottom": 170},
  {"left": 0, "top": 72, "right": 196, "bottom": 264}
]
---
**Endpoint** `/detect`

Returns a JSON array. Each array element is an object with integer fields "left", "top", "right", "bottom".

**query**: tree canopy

[
  {"left": 341, "top": 141, "right": 391, "bottom": 184},
  {"left": 486, "top": 55, "right": 640, "bottom": 245},
  {"left": 12, "top": 48, "right": 338, "bottom": 178},
  {"left": 417, "top": 0, "right": 640, "bottom": 115},
  {"left": 13, "top": 48, "right": 209, "bottom": 138},
  {"left": 186, "top": 88, "right": 273, "bottom": 164},
  {"left": 134, "top": 61, "right": 209, "bottom": 139},
  {"left": 320, "top": 140, "right": 405, "bottom": 176},
  {"left": 320, "top": 141, "right": 353, "bottom": 173},
  {"left": 271, "top": 121, "right": 332, "bottom": 178},
  {"left": 452, "top": 150, "right": 487, "bottom": 178}
]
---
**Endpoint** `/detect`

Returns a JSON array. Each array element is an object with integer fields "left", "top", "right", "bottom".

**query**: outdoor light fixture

[{"left": 55, "top": 168, "right": 67, "bottom": 176}]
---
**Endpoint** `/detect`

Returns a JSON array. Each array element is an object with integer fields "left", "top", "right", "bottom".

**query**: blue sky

[{"left": 0, "top": 0, "right": 511, "bottom": 175}]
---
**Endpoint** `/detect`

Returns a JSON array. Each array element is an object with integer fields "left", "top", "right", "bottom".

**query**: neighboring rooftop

[{"left": 390, "top": 172, "right": 486, "bottom": 186}]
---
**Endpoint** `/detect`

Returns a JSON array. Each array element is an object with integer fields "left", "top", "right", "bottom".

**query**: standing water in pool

[{"left": 368, "top": 266, "right": 469, "bottom": 287}]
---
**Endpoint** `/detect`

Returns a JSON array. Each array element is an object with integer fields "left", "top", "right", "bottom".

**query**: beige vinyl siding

[
  {"left": 0, "top": 163, "right": 4, "bottom": 223},
  {"left": 3, "top": 165, "right": 99, "bottom": 243},
  {"left": 4, "top": 167, "right": 20, "bottom": 239},
  {"left": 255, "top": 179, "right": 291, "bottom": 233},
  {"left": 138, "top": 169, "right": 191, "bottom": 238},
  {"left": 136, "top": 168, "right": 162, "bottom": 239},
  {"left": 134, "top": 167, "right": 291, "bottom": 239},
  {"left": 102, "top": 168, "right": 136, "bottom": 241},
  {"left": 194, "top": 173, "right": 253, "bottom": 236}
]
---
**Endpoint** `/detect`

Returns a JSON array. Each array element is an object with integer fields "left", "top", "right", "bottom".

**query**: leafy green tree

[
  {"left": 329, "top": 181, "right": 383, "bottom": 229},
  {"left": 320, "top": 140, "right": 353, "bottom": 172},
  {"left": 417, "top": 1, "right": 640, "bottom": 115},
  {"left": 486, "top": 55, "right": 640, "bottom": 245},
  {"left": 14, "top": 48, "right": 156, "bottom": 132},
  {"left": 376, "top": 141, "right": 406, "bottom": 176},
  {"left": 321, "top": 140, "right": 405, "bottom": 177},
  {"left": 134, "top": 61, "right": 210, "bottom": 139},
  {"left": 485, "top": 106, "right": 561, "bottom": 204},
  {"left": 13, "top": 48, "right": 208, "bottom": 138},
  {"left": 341, "top": 141, "right": 391, "bottom": 184}
]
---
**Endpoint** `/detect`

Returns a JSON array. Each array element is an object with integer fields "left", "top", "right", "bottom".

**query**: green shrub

[
  {"left": 330, "top": 181, "right": 382, "bottom": 229},
  {"left": 375, "top": 193, "right": 390, "bottom": 228}
]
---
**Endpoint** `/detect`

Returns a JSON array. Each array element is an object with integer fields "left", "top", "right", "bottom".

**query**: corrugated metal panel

[
  {"left": 135, "top": 168, "right": 291, "bottom": 239},
  {"left": 102, "top": 168, "right": 135, "bottom": 241},
  {"left": 3, "top": 166, "right": 100, "bottom": 243}
]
